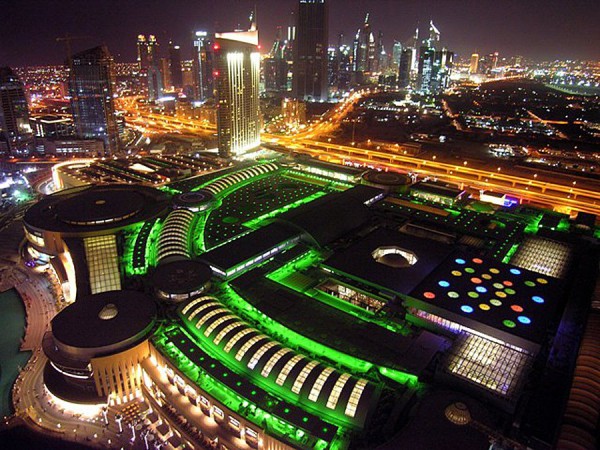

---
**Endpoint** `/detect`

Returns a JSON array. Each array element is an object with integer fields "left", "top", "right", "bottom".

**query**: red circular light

[
  {"left": 424, "top": 292, "right": 436, "bottom": 299},
  {"left": 472, "top": 258, "right": 483, "bottom": 264},
  {"left": 511, "top": 304, "right": 523, "bottom": 313},
  {"left": 503, "top": 280, "right": 513, "bottom": 287},
  {"left": 470, "top": 277, "right": 482, "bottom": 284}
]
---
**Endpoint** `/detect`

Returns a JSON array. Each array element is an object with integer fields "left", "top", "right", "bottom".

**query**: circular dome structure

[
  {"left": 362, "top": 170, "right": 411, "bottom": 194},
  {"left": 372, "top": 246, "right": 419, "bottom": 269},
  {"left": 50, "top": 290, "right": 157, "bottom": 356},
  {"left": 444, "top": 402, "right": 472, "bottom": 426},
  {"left": 24, "top": 184, "right": 171, "bottom": 235},
  {"left": 172, "top": 190, "right": 216, "bottom": 212},
  {"left": 55, "top": 189, "right": 145, "bottom": 226},
  {"left": 152, "top": 259, "right": 212, "bottom": 302}
]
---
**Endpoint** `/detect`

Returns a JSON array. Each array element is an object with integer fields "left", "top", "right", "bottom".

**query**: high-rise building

[
  {"left": 0, "top": 67, "right": 33, "bottom": 154},
  {"left": 293, "top": 0, "right": 328, "bottom": 101},
  {"left": 417, "top": 45, "right": 435, "bottom": 93},
  {"left": 192, "top": 31, "right": 214, "bottom": 101},
  {"left": 215, "top": 29, "right": 261, "bottom": 158},
  {"left": 136, "top": 35, "right": 162, "bottom": 101},
  {"left": 147, "top": 64, "right": 163, "bottom": 101},
  {"left": 469, "top": 53, "right": 479, "bottom": 74},
  {"left": 353, "top": 13, "right": 376, "bottom": 75},
  {"left": 137, "top": 35, "right": 149, "bottom": 70},
  {"left": 391, "top": 41, "right": 403, "bottom": 71},
  {"left": 397, "top": 47, "right": 414, "bottom": 89},
  {"left": 264, "top": 27, "right": 289, "bottom": 94},
  {"left": 69, "top": 46, "right": 119, "bottom": 154},
  {"left": 160, "top": 57, "right": 172, "bottom": 90},
  {"left": 169, "top": 41, "right": 183, "bottom": 89}
]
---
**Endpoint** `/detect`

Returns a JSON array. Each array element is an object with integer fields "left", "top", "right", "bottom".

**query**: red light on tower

[
  {"left": 213, "top": 70, "right": 220, "bottom": 77},
  {"left": 213, "top": 43, "right": 220, "bottom": 51}
]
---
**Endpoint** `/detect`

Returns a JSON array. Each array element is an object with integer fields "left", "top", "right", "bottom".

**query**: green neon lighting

[
  {"left": 159, "top": 185, "right": 182, "bottom": 195},
  {"left": 220, "top": 285, "right": 418, "bottom": 387},
  {"left": 502, "top": 244, "right": 520, "bottom": 264},
  {"left": 146, "top": 218, "right": 163, "bottom": 267},
  {"left": 267, "top": 250, "right": 407, "bottom": 335},
  {"left": 154, "top": 327, "right": 345, "bottom": 449},
  {"left": 243, "top": 191, "right": 328, "bottom": 229},
  {"left": 524, "top": 214, "right": 543, "bottom": 234}
]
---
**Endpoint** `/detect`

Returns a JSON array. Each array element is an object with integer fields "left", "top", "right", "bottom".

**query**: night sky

[{"left": 1, "top": 0, "right": 599, "bottom": 66}]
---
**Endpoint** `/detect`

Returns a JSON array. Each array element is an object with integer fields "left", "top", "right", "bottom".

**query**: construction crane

[{"left": 56, "top": 34, "right": 92, "bottom": 68}]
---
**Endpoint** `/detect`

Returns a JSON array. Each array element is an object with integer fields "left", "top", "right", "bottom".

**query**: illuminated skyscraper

[
  {"left": 137, "top": 35, "right": 148, "bottom": 70},
  {"left": 469, "top": 53, "right": 479, "bottom": 74},
  {"left": 215, "top": 30, "right": 261, "bottom": 157},
  {"left": 0, "top": 67, "right": 33, "bottom": 154},
  {"left": 69, "top": 46, "right": 119, "bottom": 154},
  {"left": 417, "top": 45, "right": 435, "bottom": 93},
  {"left": 192, "top": 31, "right": 214, "bottom": 101},
  {"left": 294, "top": 0, "right": 328, "bottom": 101},
  {"left": 353, "top": 13, "right": 376, "bottom": 74},
  {"left": 169, "top": 41, "right": 183, "bottom": 89}
]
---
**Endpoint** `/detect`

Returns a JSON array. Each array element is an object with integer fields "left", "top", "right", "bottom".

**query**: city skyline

[{"left": 1, "top": 0, "right": 599, "bottom": 67}]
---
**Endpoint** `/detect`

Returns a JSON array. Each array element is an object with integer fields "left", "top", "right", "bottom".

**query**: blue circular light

[
  {"left": 475, "top": 286, "right": 487, "bottom": 293},
  {"left": 461, "top": 305, "right": 474, "bottom": 314},
  {"left": 532, "top": 296, "right": 544, "bottom": 304},
  {"left": 455, "top": 258, "right": 466, "bottom": 265},
  {"left": 518, "top": 316, "right": 531, "bottom": 325},
  {"left": 510, "top": 268, "right": 521, "bottom": 275},
  {"left": 438, "top": 280, "right": 450, "bottom": 288}
]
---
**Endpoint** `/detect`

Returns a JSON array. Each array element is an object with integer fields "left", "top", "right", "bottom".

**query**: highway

[{"left": 117, "top": 94, "right": 600, "bottom": 216}]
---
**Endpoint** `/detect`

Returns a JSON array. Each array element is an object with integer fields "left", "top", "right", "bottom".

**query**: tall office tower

[
  {"left": 214, "top": 29, "right": 260, "bottom": 158},
  {"left": 192, "top": 31, "right": 215, "bottom": 101},
  {"left": 397, "top": 47, "right": 414, "bottom": 88},
  {"left": 392, "top": 41, "right": 403, "bottom": 71},
  {"left": 294, "top": 0, "right": 329, "bottom": 101},
  {"left": 428, "top": 20, "right": 441, "bottom": 49},
  {"left": 147, "top": 64, "right": 163, "bottom": 101},
  {"left": 417, "top": 45, "right": 435, "bottom": 94},
  {"left": 264, "top": 27, "right": 289, "bottom": 94},
  {"left": 137, "top": 35, "right": 149, "bottom": 70},
  {"left": 434, "top": 48, "right": 454, "bottom": 91},
  {"left": 160, "top": 57, "right": 172, "bottom": 90},
  {"left": 147, "top": 35, "right": 159, "bottom": 65},
  {"left": 375, "top": 31, "right": 386, "bottom": 73},
  {"left": 69, "top": 46, "right": 119, "bottom": 154},
  {"left": 469, "top": 53, "right": 479, "bottom": 74},
  {"left": 353, "top": 13, "right": 376, "bottom": 74},
  {"left": 337, "top": 44, "right": 352, "bottom": 91},
  {"left": 169, "top": 41, "right": 183, "bottom": 89},
  {"left": 0, "top": 67, "right": 33, "bottom": 154},
  {"left": 491, "top": 51, "right": 499, "bottom": 70}
]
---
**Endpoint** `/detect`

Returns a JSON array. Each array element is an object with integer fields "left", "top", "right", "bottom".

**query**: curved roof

[
  {"left": 52, "top": 290, "right": 157, "bottom": 351},
  {"left": 24, "top": 184, "right": 170, "bottom": 235},
  {"left": 152, "top": 259, "right": 212, "bottom": 295}
]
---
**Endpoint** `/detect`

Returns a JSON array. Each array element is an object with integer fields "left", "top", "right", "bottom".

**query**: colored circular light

[
  {"left": 471, "top": 277, "right": 482, "bottom": 284},
  {"left": 537, "top": 278, "right": 548, "bottom": 284},
  {"left": 468, "top": 291, "right": 479, "bottom": 298},
  {"left": 479, "top": 303, "right": 490, "bottom": 311},
  {"left": 490, "top": 299, "right": 502, "bottom": 307},
  {"left": 503, "top": 280, "right": 513, "bottom": 287},
  {"left": 472, "top": 258, "right": 483, "bottom": 264},
  {"left": 493, "top": 282, "right": 504, "bottom": 289},
  {"left": 505, "top": 288, "right": 516, "bottom": 295},
  {"left": 448, "top": 291, "right": 460, "bottom": 298},
  {"left": 438, "top": 280, "right": 450, "bottom": 288},
  {"left": 424, "top": 292, "right": 436, "bottom": 299},
  {"left": 465, "top": 267, "right": 475, "bottom": 274},
  {"left": 482, "top": 274, "right": 492, "bottom": 280},
  {"left": 461, "top": 305, "right": 474, "bottom": 313},
  {"left": 455, "top": 258, "right": 466, "bottom": 265},
  {"left": 496, "top": 291, "right": 507, "bottom": 298},
  {"left": 503, "top": 320, "right": 516, "bottom": 328},
  {"left": 524, "top": 281, "right": 536, "bottom": 287},
  {"left": 510, "top": 268, "right": 521, "bottom": 275},
  {"left": 451, "top": 270, "right": 462, "bottom": 277},
  {"left": 532, "top": 296, "right": 545, "bottom": 304},
  {"left": 490, "top": 268, "right": 500, "bottom": 274},
  {"left": 476, "top": 286, "right": 487, "bottom": 293},
  {"left": 518, "top": 316, "right": 531, "bottom": 325},
  {"left": 511, "top": 304, "right": 524, "bottom": 313}
]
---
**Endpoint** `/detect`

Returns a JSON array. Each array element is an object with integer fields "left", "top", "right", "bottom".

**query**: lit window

[
  {"left": 292, "top": 361, "right": 319, "bottom": 394},
  {"left": 308, "top": 367, "right": 335, "bottom": 402},
  {"left": 344, "top": 379, "right": 368, "bottom": 418},
  {"left": 247, "top": 341, "right": 278, "bottom": 369},
  {"left": 261, "top": 348, "right": 293, "bottom": 378},
  {"left": 276, "top": 355, "right": 304, "bottom": 386},
  {"left": 326, "top": 373, "right": 352, "bottom": 409}
]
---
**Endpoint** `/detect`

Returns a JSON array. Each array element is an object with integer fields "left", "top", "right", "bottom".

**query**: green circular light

[{"left": 503, "top": 320, "right": 516, "bottom": 328}]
